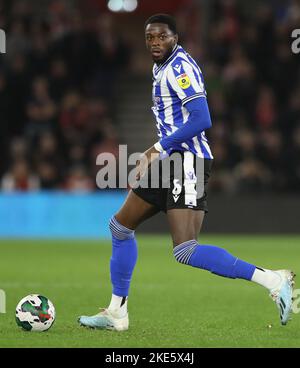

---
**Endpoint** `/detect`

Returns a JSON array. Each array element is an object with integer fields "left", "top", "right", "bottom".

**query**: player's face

[{"left": 145, "top": 23, "right": 178, "bottom": 64}]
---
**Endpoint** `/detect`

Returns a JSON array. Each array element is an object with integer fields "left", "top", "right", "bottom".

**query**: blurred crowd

[
  {"left": 0, "top": 0, "right": 300, "bottom": 193},
  {"left": 0, "top": 0, "right": 128, "bottom": 191},
  {"left": 199, "top": 0, "right": 300, "bottom": 193}
]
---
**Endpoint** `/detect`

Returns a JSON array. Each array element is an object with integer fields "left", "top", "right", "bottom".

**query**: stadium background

[
  {"left": 1, "top": 0, "right": 300, "bottom": 237},
  {"left": 1, "top": 0, "right": 300, "bottom": 349}
]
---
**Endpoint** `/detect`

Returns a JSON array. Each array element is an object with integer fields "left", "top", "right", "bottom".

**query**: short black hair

[{"left": 144, "top": 14, "right": 177, "bottom": 34}]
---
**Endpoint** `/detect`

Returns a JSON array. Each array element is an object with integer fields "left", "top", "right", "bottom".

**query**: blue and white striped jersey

[{"left": 151, "top": 44, "right": 213, "bottom": 159}]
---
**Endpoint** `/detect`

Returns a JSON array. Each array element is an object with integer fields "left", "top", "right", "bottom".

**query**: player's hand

[{"left": 135, "top": 146, "right": 160, "bottom": 181}]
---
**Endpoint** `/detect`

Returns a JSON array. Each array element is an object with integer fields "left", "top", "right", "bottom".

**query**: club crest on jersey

[
  {"left": 153, "top": 96, "right": 160, "bottom": 107},
  {"left": 173, "top": 64, "right": 182, "bottom": 74},
  {"left": 176, "top": 73, "right": 191, "bottom": 89}
]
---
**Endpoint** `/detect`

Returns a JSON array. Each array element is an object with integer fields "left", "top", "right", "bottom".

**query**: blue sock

[
  {"left": 173, "top": 240, "right": 256, "bottom": 280},
  {"left": 109, "top": 216, "right": 138, "bottom": 297}
]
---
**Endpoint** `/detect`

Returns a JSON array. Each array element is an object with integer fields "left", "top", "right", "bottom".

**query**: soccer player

[{"left": 79, "top": 14, "right": 295, "bottom": 331}]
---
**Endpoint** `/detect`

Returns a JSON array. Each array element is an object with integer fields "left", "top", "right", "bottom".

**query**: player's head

[{"left": 144, "top": 14, "right": 178, "bottom": 64}]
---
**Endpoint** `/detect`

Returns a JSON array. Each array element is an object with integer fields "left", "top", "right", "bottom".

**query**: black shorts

[{"left": 132, "top": 151, "right": 213, "bottom": 213}]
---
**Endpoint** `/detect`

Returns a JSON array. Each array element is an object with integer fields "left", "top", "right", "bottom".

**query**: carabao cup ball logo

[{"left": 15, "top": 294, "right": 56, "bottom": 332}]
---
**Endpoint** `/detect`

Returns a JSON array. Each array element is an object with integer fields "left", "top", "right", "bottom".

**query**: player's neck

[{"left": 156, "top": 44, "right": 178, "bottom": 66}]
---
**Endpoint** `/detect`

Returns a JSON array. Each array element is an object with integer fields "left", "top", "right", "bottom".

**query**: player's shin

[
  {"left": 109, "top": 216, "right": 137, "bottom": 317},
  {"left": 173, "top": 240, "right": 256, "bottom": 280},
  {"left": 173, "top": 240, "right": 283, "bottom": 290}
]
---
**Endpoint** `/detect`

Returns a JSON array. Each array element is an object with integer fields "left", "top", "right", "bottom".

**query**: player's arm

[
  {"left": 154, "top": 97, "right": 211, "bottom": 152},
  {"left": 154, "top": 59, "right": 212, "bottom": 152},
  {"left": 135, "top": 98, "right": 211, "bottom": 179}
]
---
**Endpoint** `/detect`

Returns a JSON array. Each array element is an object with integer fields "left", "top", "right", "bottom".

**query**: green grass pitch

[{"left": 0, "top": 235, "right": 300, "bottom": 348}]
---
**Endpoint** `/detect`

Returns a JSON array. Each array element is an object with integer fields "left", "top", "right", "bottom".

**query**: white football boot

[
  {"left": 78, "top": 308, "right": 129, "bottom": 331},
  {"left": 269, "top": 270, "right": 296, "bottom": 325}
]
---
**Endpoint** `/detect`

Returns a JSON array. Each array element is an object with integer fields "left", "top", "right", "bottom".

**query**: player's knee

[
  {"left": 173, "top": 239, "right": 198, "bottom": 265},
  {"left": 171, "top": 230, "right": 198, "bottom": 249},
  {"left": 109, "top": 216, "right": 135, "bottom": 240}
]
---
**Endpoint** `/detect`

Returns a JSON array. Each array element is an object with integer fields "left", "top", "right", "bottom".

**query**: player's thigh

[
  {"left": 115, "top": 190, "right": 159, "bottom": 230},
  {"left": 167, "top": 209, "right": 205, "bottom": 247}
]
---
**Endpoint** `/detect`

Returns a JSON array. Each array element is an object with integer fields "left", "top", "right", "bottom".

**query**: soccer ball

[{"left": 15, "top": 294, "right": 55, "bottom": 332}]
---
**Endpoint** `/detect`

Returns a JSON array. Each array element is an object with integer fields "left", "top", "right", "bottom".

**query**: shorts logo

[
  {"left": 176, "top": 73, "right": 191, "bottom": 89},
  {"left": 172, "top": 179, "right": 182, "bottom": 203},
  {"left": 186, "top": 171, "right": 196, "bottom": 181}
]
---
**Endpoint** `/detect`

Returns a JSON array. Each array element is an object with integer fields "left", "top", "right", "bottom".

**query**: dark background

[{"left": 0, "top": 0, "right": 299, "bottom": 233}]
